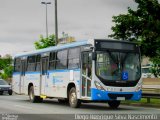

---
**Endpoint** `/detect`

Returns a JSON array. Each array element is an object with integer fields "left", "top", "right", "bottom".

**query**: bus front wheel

[
  {"left": 29, "top": 86, "right": 43, "bottom": 103},
  {"left": 8, "top": 90, "right": 13, "bottom": 95},
  {"left": 69, "top": 87, "right": 81, "bottom": 108},
  {"left": 108, "top": 100, "right": 120, "bottom": 109}
]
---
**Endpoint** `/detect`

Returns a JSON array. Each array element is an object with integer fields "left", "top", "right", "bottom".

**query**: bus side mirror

[{"left": 92, "top": 52, "right": 96, "bottom": 60}]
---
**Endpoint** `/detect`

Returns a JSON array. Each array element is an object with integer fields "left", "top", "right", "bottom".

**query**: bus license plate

[{"left": 117, "top": 97, "right": 125, "bottom": 100}]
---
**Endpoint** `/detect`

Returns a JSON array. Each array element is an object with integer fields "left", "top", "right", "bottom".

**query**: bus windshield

[{"left": 96, "top": 51, "right": 141, "bottom": 81}]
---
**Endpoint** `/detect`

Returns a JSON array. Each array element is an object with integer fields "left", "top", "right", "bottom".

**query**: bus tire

[
  {"left": 8, "top": 91, "right": 13, "bottom": 95},
  {"left": 38, "top": 97, "right": 43, "bottom": 103},
  {"left": 69, "top": 87, "right": 81, "bottom": 108},
  {"left": 108, "top": 100, "right": 120, "bottom": 109},
  {"left": 29, "top": 86, "right": 42, "bottom": 103}
]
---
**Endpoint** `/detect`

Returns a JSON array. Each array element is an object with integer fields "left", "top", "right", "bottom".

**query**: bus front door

[
  {"left": 20, "top": 60, "right": 26, "bottom": 94},
  {"left": 81, "top": 52, "right": 92, "bottom": 98},
  {"left": 40, "top": 57, "right": 49, "bottom": 95}
]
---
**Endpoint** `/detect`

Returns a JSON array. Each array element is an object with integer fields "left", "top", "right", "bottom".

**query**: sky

[{"left": 0, "top": 0, "right": 137, "bottom": 57}]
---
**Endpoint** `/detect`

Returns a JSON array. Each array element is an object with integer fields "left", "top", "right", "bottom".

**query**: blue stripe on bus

[
  {"left": 48, "top": 69, "right": 80, "bottom": 73},
  {"left": 91, "top": 88, "right": 142, "bottom": 101},
  {"left": 48, "top": 69, "right": 70, "bottom": 73},
  {"left": 13, "top": 72, "right": 40, "bottom": 75},
  {"left": 13, "top": 69, "right": 80, "bottom": 75},
  {"left": 13, "top": 72, "right": 21, "bottom": 75},
  {"left": 25, "top": 72, "right": 41, "bottom": 74}
]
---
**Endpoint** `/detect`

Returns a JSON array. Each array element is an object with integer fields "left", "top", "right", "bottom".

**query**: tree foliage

[
  {"left": 109, "top": 0, "right": 160, "bottom": 76},
  {"left": 0, "top": 55, "right": 13, "bottom": 80},
  {"left": 1, "top": 66, "right": 13, "bottom": 80},
  {"left": 151, "top": 64, "right": 160, "bottom": 77},
  {"left": 34, "top": 34, "right": 56, "bottom": 49},
  {"left": 0, "top": 58, "right": 11, "bottom": 70}
]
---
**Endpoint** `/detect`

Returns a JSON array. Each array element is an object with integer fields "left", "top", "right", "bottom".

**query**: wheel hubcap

[
  {"left": 30, "top": 91, "right": 33, "bottom": 100},
  {"left": 70, "top": 92, "right": 76, "bottom": 105}
]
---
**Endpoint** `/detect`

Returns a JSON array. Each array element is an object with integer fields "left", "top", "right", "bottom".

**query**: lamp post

[
  {"left": 41, "top": 2, "right": 51, "bottom": 39},
  {"left": 55, "top": 0, "right": 58, "bottom": 45}
]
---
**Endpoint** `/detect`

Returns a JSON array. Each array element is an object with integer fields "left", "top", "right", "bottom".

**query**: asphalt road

[{"left": 0, "top": 94, "right": 160, "bottom": 120}]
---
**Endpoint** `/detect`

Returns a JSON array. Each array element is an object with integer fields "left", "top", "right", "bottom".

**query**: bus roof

[
  {"left": 14, "top": 39, "right": 137, "bottom": 58},
  {"left": 14, "top": 40, "right": 88, "bottom": 58}
]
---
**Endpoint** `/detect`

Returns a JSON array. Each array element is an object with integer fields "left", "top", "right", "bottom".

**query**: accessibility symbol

[{"left": 122, "top": 72, "right": 128, "bottom": 80}]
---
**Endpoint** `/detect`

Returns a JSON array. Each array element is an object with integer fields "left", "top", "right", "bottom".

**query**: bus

[{"left": 12, "top": 39, "right": 142, "bottom": 108}]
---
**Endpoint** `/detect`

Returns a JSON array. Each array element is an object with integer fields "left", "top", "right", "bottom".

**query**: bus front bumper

[{"left": 91, "top": 88, "right": 142, "bottom": 101}]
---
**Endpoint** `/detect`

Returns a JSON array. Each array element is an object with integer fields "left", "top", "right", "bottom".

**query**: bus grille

[{"left": 108, "top": 93, "right": 133, "bottom": 100}]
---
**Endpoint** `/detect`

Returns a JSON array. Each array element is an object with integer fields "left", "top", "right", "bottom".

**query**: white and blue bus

[{"left": 12, "top": 39, "right": 142, "bottom": 108}]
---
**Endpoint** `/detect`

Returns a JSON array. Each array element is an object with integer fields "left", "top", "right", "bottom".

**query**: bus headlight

[
  {"left": 94, "top": 81, "right": 105, "bottom": 91},
  {"left": 135, "top": 83, "right": 142, "bottom": 92}
]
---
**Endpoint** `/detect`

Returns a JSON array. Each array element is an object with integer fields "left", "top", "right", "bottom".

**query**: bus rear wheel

[
  {"left": 69, "top": 87, "right": 81, "bottom": 108},
  {"left": 108, "top": 100, "right": 120, "bottom": 109},
  {"left": 29, "top": 86, "right": 43, "bottom": 103}
]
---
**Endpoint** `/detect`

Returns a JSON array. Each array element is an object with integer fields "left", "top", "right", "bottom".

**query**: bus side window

[
  {"left": 56, "top": 50, "right": 68, "bottom": 69},
  {"left": 35, "top": 55, "right": 41, "bottom": 71},
  {"left": 68, "top": 47, "right": 80, "bottom": 69},
  {"left": 88, "top": 53, "right": 92, "bottom": 78},
  {"left": 49, "top": 52, "right": 56, "bottom": 70},
  {"left": 27, "top": 56, "right": 36, "bottom": 72},
  {"left": 14, "top": 58, "right": 21, "bottom": 72},
  {"left": 82, "top": 53, "right": 88, "bottom": 75},
  {"left": 41, "top": 57, "right": 49, "bottom": 75},
  {"left": 82, "top": 52, "right": 92, "bottom": 78}
]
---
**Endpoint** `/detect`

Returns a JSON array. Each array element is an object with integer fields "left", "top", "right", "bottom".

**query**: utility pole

[
  {"left": 41, "top": 2, "right": 51, "bottom": 39},
  {"left": 55, "top": 0, "right": 58, "bottom": 45}
]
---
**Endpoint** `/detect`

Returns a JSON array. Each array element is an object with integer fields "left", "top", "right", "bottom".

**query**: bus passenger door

[
  {"left": 20, "top": 60, "right": 26, "bottom": 94},
  {"left": 40, "top": 57, "right": 49, "bottom": 95},
  {"left": 81, "top": 52, "right": 92, "bottom": 98}
]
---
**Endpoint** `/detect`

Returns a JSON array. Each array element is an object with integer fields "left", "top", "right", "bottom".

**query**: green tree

[
  {"left": 34, "top": 34, "right": 56, "bottom": 49},
  {"left": 1, "top": 66, "right": 13, "bottom": 79},
  {"left": 0, "top": 55, "right": 12, "bottom": 70},
  {"left": 0, "top": 55, "right": 13, "bottom": 80},
  {"left": 151, "top": 64, "right": 160, "bottom": 77},
  {"left": 109, "top": 0, "right": 160, "bottom": 76}
]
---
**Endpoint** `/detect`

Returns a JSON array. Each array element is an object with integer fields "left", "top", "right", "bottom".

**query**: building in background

[
  {"left": 58, "top": 32, "right": 76, "bottom": 45},
  {"left": 141, "top": 57, "right": 152, "bottom": 67},
  {"left": 141, "top": 57, "right": 155, "bottom": 78}
]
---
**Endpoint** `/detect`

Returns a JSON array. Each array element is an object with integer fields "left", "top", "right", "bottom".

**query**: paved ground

[{"left": 0, "top": 94, "right": 160, "bottom": 120}]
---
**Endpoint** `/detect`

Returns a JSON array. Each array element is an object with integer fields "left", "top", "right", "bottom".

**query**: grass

[{"left": 122, "top": 98, "right": 160, "bottom": 108}]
